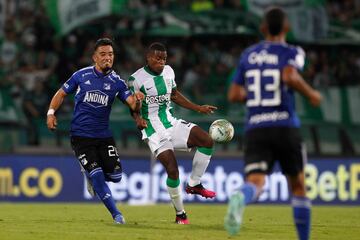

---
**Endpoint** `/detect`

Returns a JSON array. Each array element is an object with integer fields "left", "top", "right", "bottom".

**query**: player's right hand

[
  {"left": 135, "top": 117, "right": 147, "bottom": 130},
  {"left": 309, "top": 90, "right": 322, "bottom": 107},
  {"left": 47, "top": 115, "right": 57, "bottom": 131},
  {"left": 197, "top": 105, "right": 217, "bottom": 114}
]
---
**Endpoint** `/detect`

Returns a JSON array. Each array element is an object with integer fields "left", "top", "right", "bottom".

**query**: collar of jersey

[
  {"left": 144, "top": 65, "right": 162, "bottom": 76},
  {"left": 262, "top": 40, "right": 288, "bottom": 46},
  {"left": 93, "top": 66, "right": 113, "bottom": 77}
]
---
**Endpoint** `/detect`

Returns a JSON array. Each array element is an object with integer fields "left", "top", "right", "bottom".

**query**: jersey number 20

[{"left": 246, "top": 69, "right": 281, "bottom": 107}]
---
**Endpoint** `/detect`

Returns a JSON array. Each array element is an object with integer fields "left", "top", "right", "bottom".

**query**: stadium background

[{"left": 0, "top": 0, "right": 359, "bottom": 206}]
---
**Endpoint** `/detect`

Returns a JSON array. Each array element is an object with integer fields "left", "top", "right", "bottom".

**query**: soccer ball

[{"left": 209, "top": 119, "right": 234, "bottom": 143}]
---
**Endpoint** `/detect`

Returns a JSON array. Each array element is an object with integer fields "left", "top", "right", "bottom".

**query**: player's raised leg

[
  {"left": 185, "top": 126, "right": 216, "bottom": 198},
  {"left": 156, "top": 146, "right": 189, "bottom": 224},
  {"left": 101, "top": 143, "right": 123, "bottom": 184}
]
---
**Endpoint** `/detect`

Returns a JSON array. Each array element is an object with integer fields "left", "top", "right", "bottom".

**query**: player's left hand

[
  {"left": 135, "top": 117, "right": 147, "bottom": 130},
  {"left": 134, "top": 91, "right": 145, "bottom": 101},
  {"left": 197, "top": 105, "right": 217, "bottom": 114}
]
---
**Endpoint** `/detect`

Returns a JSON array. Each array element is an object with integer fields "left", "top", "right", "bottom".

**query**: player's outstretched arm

[
  {"left": 228, "top": 83, "right": 247, "bottom": 103},
  {"left": 126, "top": 92, "right": 147, "bottom": 130},
  {"left": 47, "top": 88, "right": 67, "bottom": 131},
  {"left": 282, "top": 66, "right": 322, "bottom": 107},
  {"left": 126, "top": 91, "right": 144, "bottom": 111},
  {"left": 171, "top": 88, "right": 217, "bottom": 114}
]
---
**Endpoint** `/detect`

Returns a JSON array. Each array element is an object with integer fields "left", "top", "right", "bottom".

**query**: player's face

[
  {"left": 147, "top": 50, "right": 167, "bottom": 74},
  {"left": 93, "top": 45, "right": 114, "bottom": 73}
]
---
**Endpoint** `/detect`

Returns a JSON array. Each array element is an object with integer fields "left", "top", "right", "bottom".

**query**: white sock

[
  {"left": 167, "top": 185, "right": 184, "bottom": 214},
  {"left": 189, "top": 148, "right": 211, "bottom": 187}
]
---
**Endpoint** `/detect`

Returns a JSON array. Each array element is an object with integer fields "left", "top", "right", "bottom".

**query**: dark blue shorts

[
  {"left": 70, "top": 136, "right": 122, "bottom": 175},
  {"left": 244, "top": 127, "right": 306, "bottom": 176}
]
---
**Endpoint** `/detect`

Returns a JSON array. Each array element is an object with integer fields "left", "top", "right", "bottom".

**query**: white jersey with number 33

[{"left": 128, "top": 65, "right": 177, "bottom": 139}]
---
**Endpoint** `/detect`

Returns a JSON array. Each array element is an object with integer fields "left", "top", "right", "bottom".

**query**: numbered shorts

[
  {"left": 145, "top": 119, "right": 196, "bottom": 156},
  {"left": 70, "top": 136, "right": 122, "bottom": 175},
  {"left": 244, "top": 127, "right": 306, "bottom": 177}
]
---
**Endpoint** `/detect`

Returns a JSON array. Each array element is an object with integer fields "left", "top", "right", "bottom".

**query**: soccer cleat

[
  {"left": 224, "top": 192, "right": 245, "bottom": 236},
  {"left": 175, "top": 211, "right": 190, "bottom": 224},
  {"left": 114, "top": 214, "right": 126, "bottom": 224},
  {"left": 185, "top": 183, "right": 216, "bottom": 198}
]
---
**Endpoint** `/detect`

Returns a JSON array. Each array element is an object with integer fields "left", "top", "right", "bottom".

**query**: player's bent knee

[
  {"left": 105, "top": 165, "right": 122, "bottom": 183},
  {"left": 207, "top": 137, "right": 214, "bottom": 148},
  {"left": 194, "top": 136, "right": 213, "bottom": 149},
  {"left": 204, "top": 131, "right": 215, "bottom": 147},
  {"left": 108, "top": 175, "right": 122, "bottom": 183},
  {"left": 189, "top": 126, "right": 214, "bottom": 148},
  {"left": 106, "top": 172, "right": 122, "bottom": 183}
]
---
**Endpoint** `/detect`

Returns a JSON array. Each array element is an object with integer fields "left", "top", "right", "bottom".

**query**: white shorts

[{"left": 144, "top": 119, "right": 197, "bottom": 156}]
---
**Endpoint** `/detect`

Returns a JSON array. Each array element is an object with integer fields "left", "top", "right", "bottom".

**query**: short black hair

[
  {"left": 148, "top": 42, "right": 166, "bottom": 53},
  {"left": 94, "top": 38, "right": 113, "bottom": 51},
  {"left": 264, "top": 7, "right": 286, "bottom": 36}
]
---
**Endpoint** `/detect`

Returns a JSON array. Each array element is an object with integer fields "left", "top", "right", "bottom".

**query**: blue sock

[
  {"left": 240, "top": 183, "right": 257, "bottom": 205},
  {"left": 89, "top": 168, "right": 121, "bottom": 218},
  {"left": 292, "top": 196, "right": 311, "bottom": 240}
]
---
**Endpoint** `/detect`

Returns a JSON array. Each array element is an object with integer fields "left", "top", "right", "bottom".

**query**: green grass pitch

[{"left": 0, "top": 203, "right": 359, "bottom": 240}]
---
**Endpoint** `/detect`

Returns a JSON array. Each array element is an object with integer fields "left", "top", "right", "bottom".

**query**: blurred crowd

[
  {"left": 327, "top": 0, "right": 360, "bottom": 25},
  {"left": 127, "top": 0, "right": 244, "bottom": 11},
  {"left": 0, "top": 0, "right": 360, "bottom": 146}
]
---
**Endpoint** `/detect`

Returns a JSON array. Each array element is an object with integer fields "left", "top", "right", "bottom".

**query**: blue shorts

[
  {"left": 244, "top": 127, "right": 306, "bottom": 176},
  {"left": 71, "top": 136, "right": 122, "bottom": 175}
]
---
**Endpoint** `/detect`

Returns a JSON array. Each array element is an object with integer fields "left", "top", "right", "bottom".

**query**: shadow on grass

[{"left": 105, "top": 221, "right": 225, "bottom": 232}]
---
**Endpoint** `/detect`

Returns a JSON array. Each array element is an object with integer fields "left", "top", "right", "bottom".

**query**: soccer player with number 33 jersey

[{"left": 224, "top": 7, "right": 322, "bottom": 239}]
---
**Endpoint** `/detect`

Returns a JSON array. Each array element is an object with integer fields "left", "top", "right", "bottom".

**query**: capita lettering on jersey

[
  {"left": 62, "top": 66, "right": 131, "bottom": 138},
  {"left": 145, "top": 93, "right": 171, "bottom": 104},
  {"left": 248, "top": 50, "right": 279, "bottom": 65},
  {"left": 232, "top": 41, "right": 305, "bottom": 131}
]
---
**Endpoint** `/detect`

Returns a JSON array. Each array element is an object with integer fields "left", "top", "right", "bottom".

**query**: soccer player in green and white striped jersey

[{"left": 128, "top": 42, "right": 217, "bottom": 224}]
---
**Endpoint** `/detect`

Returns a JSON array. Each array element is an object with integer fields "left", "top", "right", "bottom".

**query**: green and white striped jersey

[{"left": 128, "top": 65, "right": 177, "bottom": 138}]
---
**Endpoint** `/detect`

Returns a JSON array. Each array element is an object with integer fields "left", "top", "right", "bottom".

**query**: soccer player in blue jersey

[
  {"left": 46, "top": 38, "right": 146, "bottom": 224},
  {"left": 224, "top": 7, "right": 322, "bottom": 239}
]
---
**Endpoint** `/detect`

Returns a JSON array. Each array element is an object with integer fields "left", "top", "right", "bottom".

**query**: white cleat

[{"left": 224, "top": 192, "right": 245, "bottom": 236}]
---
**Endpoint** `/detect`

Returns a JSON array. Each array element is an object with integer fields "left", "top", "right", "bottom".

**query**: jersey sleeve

[
  {"left": 127, "top": 75, "right": 140, "bottom": 93},
  {"left": 116, "top": 78, "right": 132, "bottom": 102},
  {"left": 286, "top": 46, "right": 305, "bottom": 72},
  {"left": 232, "top": 55, "right": 246, "bottom": 86},
  {"left": 62, "top": 71, "right": 79, "bottom": 94}
]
